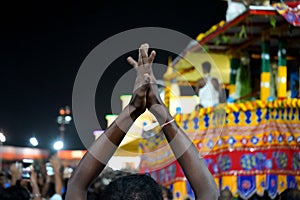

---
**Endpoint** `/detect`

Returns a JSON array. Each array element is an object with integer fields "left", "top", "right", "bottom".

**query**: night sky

[{"left": 0, "top": 0, "right": 227, "bottom": 150}]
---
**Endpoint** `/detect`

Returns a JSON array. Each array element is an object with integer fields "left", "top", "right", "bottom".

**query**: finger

[
  {"left": 127, "top": 57, "right": 138, "bottom": 68},
  {"left": 148, "top": 50, "right": 156, "bottom": 64},
  {"left": 138, "top": 48, "right": 143, "bottom": 66},
  {"left": 140, "top": 46, "right": 148, "bottom": 65},
  {"left": 142, "top": 43, "right": 149, "bottom": 54}
]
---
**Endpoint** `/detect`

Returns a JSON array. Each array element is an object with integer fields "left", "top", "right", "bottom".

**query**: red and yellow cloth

[{"left": 139, "top": 99, "right": 300, "bottom": 199}]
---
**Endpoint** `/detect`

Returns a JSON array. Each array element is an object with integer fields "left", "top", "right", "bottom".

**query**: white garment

[
  {"left": 199, "top": 76, "right": 220, "bottom": 108},
  {"left": 50, "top": 194, "right": 62, "bottom": 200},
  {"left": 226, "top": 1, "right": 247, "bottom": 21}
]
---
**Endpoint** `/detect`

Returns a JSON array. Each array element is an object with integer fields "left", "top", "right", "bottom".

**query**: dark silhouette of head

[
  {"left": 0, "top": 171, "right": 6, "bottom": 189},
  {"left": 101, "top": 174, "right": 163, "bottom": 200},
  {"left": 280, "top": 188, "right": 300, "bottom": 200},
  {"left": 0, "top": 185, "right": 31, "bottom": 200},
  {"left": 219, "top": 189, "right": 233, "bottom": 200},
  {"left": 202, "top": 61, "right": 211, "bottom": 74},
  {"left": 160, "top": 185, "right": 173, "bottom": 200}
]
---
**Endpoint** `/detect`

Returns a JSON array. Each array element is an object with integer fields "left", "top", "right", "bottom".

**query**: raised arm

[
  {"left": 66, "top": 45, "right": 155, "bottom": 200},
  {"left": 139, "top": 44, "right": 219, "bottom": 200},
  {"left": 50, "top": 155, "right": 63, "bottom": 197}
]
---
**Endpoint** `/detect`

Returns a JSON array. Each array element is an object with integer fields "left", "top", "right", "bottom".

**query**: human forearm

[
  {"left": 66, "top": 105, "right": 140, "bottom": 200},
  {"left": 31, "top": 183, "right": 42, "bottom": 200},
  {"left": 150, "top": 104, "right": 218, "bottom": 199},
  {"left": 54, "top": 168, "right": 62, "bottom": 195},
  {"left": 30, "top": 170, "right": 42, "bottom": 200},
  {"left": 162, "top": 121, "right": 218, "bottom": 199}
]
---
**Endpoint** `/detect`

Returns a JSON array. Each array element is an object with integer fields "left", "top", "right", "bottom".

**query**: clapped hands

[{"left": 127, "top": 43, "right": 170, "bottom": 123}]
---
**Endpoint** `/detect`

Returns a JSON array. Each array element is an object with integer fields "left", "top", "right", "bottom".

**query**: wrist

[
  {"left": 31, "top": 193, "right": 41, "bottom": 198},
  {"left": 114, "top": 105, "right": 140, "bottom": 133},
  {"left": 126, "top": 104, "right": 143, "bottom": 121},
  {"left": 148, "top": 104, "right": 172, "bottom": 124}
]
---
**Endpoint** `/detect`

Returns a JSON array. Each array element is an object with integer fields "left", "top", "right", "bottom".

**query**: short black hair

[
  {"left": 219, "top": 189, "right": 233, "bottom": 200},
  {"left": 0, "top": 185, "right": 31, "bottom": 200},
  {"left": 202, "top": 61, "right": 211, "bottom": 73},
  {"left": 100, "top": 174, "right": 163, "bottom": 200},
  {"left": 280, "top": 188, "right": 300, "bottom": 200},
  {"left": 161, "top": 185, "right": 173, "bottom": 200}
]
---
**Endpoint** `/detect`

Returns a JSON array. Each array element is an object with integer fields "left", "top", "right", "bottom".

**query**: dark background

[{"left": 0, "top": 0, "right": 227, "bottom": 149}]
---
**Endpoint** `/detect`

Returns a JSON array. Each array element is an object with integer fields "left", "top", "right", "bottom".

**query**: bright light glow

[
  {"left": 107, "top": 156, "right": 141, "bottom": 170},
  {"left": 29, "top": 137, "right": 38, "bottom": 147},
  {"left": 53, "top": 140, "right": 64, "bottom": 150},
  {"left": 65, "top": 116, "right": 72, "bottom": 122},
  {"left": 0, "top": 132, "right": 6, "bottom": 143}
]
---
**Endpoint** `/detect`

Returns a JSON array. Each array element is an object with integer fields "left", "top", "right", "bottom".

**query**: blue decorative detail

[
  {"left": 266, "top": 174, "right": 278, "bottom": 199},
  {"left": 275, "top": 109, "right": 279, "bottom": 119},
  {"left": 159, "top": 169, "right": 165, "bottom": 183},
  {"left": 237, "top": 176, "right": 256, "bottom": 199},
  {"left": 204, "top": 114, "right": 209, "bottom": 128},
  {"left": 213, "top": 164, "right": 219, "bottom": 173},
  {"left": 168, "top": 164, "right": 176, "bottom": 180},
  {"left": 292, "top": 152, "right": 300, "bottom": 170},
  {"left": 278, "top": 135, "right": 283, "bottom": 143},
  {"left": 265, "top": 109, "right": 270, "bottom": 120},
  {"left": 169, "top": 184, "right": 173, "bottom": 193},
  {"left": 286, "top": 12, "right": 296, "bottom": 23},
  {"left": 273, "top": 152, "right": 288, "bottom": 169},
  {"left": 292, "top": 108, "right": 296, "bottom": 120},
  {"left": 268, "top": 134, "right": 273, "bottom": 143},
  {"left": 297, "top": 137, "right": 300, "bottom": 143},
  {"left": 256, "top": 108, "right": 262, "bottom": 122},
  {"left": 150, "top": 171, "right": 156, "bottom": 181},
  {"left": 233, "top": 112, "right": 240, "bottom": 124},
  {"left": 175, "top": 192, "right": 181, "bottom": 198},
  {"left": 287, "top": 175, "right": 298, "bottom": 189},
  {"left": 176, "top": 107, "right": 182, "bottom": 114},
  {"left": 267, "top": 96, "right": 275, "bottom": 101},
  {"left": 217, "top": 139, "right": 223, "bottom": 146},
  {"left": 251, "top": 136, "right": 259, "bottom": 145},
  {"left": 225, "top": 113, "right": 229, "bottom": 125},
  {"left": 288, "top": 136, "right": 294, "bottom": 143},
  {"left": 260, "top": 181, "right": 265, "bottom": 188},
  {"left": 255, "top": 153, "right": 266, "bottom": 170},
  {"left": 245, "top": 111, "right": 251, "bottom": 124},
  {"left": 186, "top": 181, "right": 195, "bottom": 199},
  {"left": 217, "top": 155, "right": 231, "bottom": 171},
  {"left": 212, "top": 113, "right": 217, "bottom": 127},
  {"left": 205, "top": 159, "right": 213, "bottom": 167},
  {"left": 286, "top": 108, "right": 291, "bottom": 120},
  {"left": 240, "top": 154, "right": 255, "bottom": 170},
  {"left": 183, "top": 120, "right": 188, "bottom": 130},
  {"left": 227, "top": 97, "right": 235, "bottom": 103},
  {"left": 265, "top": 159, "right": 273, "bottom": 169},
  {"left": 193, "top": 118, "right": 199, "bottom": 129},
  {"left": 207, "top": 140, "right": 214, "bottom": 149},
  {"left": 228, "top": 137, "right": 236, "bottom": 146}
]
